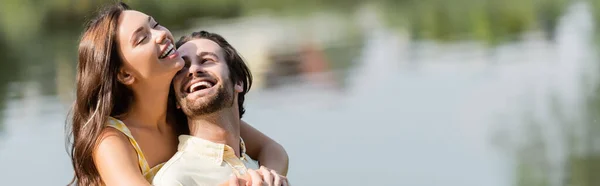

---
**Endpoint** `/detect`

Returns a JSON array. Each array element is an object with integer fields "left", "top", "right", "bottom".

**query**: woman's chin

[
  {"left": 173, "top": 59, "right": 185, "bottom": 70},
  {"left": 162, "top": 58, "right": 185, "bottom": 71}
]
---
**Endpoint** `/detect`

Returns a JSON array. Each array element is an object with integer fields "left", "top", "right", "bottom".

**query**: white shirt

[{"left": 152, "top": 135, "right": 259, "bottom": 186}]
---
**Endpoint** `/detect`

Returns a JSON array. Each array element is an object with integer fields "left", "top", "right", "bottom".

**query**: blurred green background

[{"left": 1, "top": 0, "right": 600, "bottom": 185}]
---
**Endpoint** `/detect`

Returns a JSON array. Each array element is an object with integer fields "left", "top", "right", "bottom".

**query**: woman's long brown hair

[{"left": 67, "top": 2, "right": 132, "bottom": 186}]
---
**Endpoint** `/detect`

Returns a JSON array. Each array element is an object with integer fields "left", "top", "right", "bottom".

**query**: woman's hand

[
  {"left": 219, "top": 175, "right": 247, "bottom": 186},
  {"left": 248, "top": 166, "right": 289, "bottom": 186},
  {"left": 220, "top": 166, "right": 290, "bottom": 186}
]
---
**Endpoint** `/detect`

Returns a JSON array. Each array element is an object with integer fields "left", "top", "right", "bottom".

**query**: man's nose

[{"left": 187, "top": 62, "right": 205, "bottom": 77}]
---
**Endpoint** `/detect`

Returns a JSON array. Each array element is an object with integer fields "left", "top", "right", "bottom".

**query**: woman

[{"left": 68, "top": 2, "right": 288, "bottom": 186}]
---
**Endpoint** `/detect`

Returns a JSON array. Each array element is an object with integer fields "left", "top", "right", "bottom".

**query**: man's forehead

[{"left": 179, "top": 38, "right": 223, "bottom": 56}]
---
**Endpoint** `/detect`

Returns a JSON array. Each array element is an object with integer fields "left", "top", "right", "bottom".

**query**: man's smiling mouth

[{"left": 184, "top": 78, "right": 217, "bottom": 94}]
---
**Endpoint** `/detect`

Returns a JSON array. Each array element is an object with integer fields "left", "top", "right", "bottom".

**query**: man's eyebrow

[
  {"left": 199, "top": 52, "right": 219, "bottom": 60},
  {"left": 129, "top": 16, "right": 151, "bottom": 44}
]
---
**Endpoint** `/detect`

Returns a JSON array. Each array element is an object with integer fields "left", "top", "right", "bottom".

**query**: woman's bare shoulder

[
  {"left": 94, "top": 127, "right": 137, "bottom": 163},
  {"left": 93, "top": 127, "right": 150, "bottom": 185}
]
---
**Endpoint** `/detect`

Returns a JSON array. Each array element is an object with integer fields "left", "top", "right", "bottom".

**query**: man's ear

[
  {"left": 234, "top": 81, "right": 243, "bottom": 93},
  {"left": 117, "top": 67, "right": 135, "bottom": 85}
]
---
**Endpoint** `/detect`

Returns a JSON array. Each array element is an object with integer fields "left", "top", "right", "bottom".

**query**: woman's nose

[{"left": 154, "top": 29, "right": 169, "bottom": 45}]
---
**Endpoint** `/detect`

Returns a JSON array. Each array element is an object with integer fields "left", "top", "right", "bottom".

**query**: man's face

[{"left": 172, "top": 38, "right": 243, "bottom": 117}]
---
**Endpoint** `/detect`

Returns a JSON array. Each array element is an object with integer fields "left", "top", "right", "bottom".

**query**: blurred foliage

[
  {"left": 378, "top": 0, "right": 568, "bottom": 44},
  {"left": 568, "top": 62, "right": 600, "bottom": 186},
  {"left": 507, "top": 50, "right": 600, "bottom": 186},
  {"left": 0, "top": 34, "right": 15, "bottom": 134},
  {"left": 0, "top": 0, "right": 575, "bottom": 46}
]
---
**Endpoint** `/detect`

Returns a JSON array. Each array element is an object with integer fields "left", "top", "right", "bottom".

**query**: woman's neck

[{"left": 123, "top": 80, "right": 171, "bottom": 132}]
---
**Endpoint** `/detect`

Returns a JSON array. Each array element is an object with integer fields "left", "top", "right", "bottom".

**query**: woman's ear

[{"left": 117, "top": 68, "right": 135, "bottom": 85}]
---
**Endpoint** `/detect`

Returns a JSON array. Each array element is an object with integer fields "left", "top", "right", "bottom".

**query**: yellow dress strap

[{"left": 106, "top": 117, "right": 151, "bottom": 174}]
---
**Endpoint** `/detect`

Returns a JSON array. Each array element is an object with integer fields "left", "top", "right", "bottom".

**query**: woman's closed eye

[
  {"left": 135, "top": 21, "right": 160, "bottom": 46},
  {"left": 135, "top": 30, "right": 150, "bottom": 45},
  {"left": 136, "top": 36, "right": 147, "bottom": 45}
]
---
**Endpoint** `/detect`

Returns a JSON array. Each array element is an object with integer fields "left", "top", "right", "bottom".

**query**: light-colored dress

[{"left": 106, "top": 117, "right": 165, "bottom": 182}]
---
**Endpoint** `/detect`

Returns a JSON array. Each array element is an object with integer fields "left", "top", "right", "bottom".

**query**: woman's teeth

[{"left": 159, "top": 43, "right": 175, "bottom": 59}]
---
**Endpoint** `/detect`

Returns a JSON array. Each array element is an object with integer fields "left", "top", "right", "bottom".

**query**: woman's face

[{"left": 116, "top": 10, "right": 184, "bottom": 85}]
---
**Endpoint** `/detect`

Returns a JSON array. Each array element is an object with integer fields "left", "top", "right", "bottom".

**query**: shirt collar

[{"left": 177, "top": 135, "right": 247, "bottom": 165}]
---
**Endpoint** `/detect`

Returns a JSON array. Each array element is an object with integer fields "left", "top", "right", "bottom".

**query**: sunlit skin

[
  {"left": 91, "top": 10, "right": 288, "bottom": 186},
  {"left": 172, "top": 38, "right": 289, "bottom": 186},
  {"left": 93, "top": 10, "right": 184, "bottom": 186}
]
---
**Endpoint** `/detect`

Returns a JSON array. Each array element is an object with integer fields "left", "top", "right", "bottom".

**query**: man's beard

[{"left": 180, "top": 81, "right": 234, "bottom": 117}]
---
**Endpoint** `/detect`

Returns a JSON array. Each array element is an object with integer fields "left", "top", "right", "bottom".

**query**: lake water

[{"left": 0, "top": 2, "right": 597, "bottom": 186}]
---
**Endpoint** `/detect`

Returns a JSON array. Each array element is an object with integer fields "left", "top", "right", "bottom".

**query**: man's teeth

[
  {"left": 159, "top": 44, "right": 174, "bottom": 59},
  {"left": 190, "top": 81, "right": 213, "bottom": 92}
]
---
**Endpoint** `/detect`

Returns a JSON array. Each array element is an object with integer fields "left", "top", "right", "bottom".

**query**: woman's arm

[
  {"left": 93, "top": 128, "right": 152, "bottom": 186},
  {"left": 240, "top": 120, "right": 289, "bottom": 175}
]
